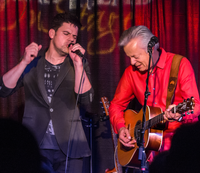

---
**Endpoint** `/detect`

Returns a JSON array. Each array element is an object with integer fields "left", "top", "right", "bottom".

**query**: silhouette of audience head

[
  {"left": 0, "top": 118, "right": 41, "bottom": 173},
  {"left": 149, "top": 150, "right": 169, "bottom": 173},
  {"left": 149, "top": 121, "right": 200, "bottom": 173}
]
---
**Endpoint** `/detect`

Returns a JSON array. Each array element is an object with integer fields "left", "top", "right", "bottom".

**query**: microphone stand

[
  {"left": 65, "top": 56, "right": 87, "bottom": 173},
  {"left": 138, "top": 47, "right": 153, "bottom": 173}
]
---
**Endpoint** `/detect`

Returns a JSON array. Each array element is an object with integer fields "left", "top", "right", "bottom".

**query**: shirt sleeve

[
  {"left": 76, "top": 59, "right": 94, "bottom": 107},
  {"left": 0, "top": 77, "right": 23, "bottom": 98},
  {"left": 109, "top": 66, "right": 135, "bottom": 134},
  {"left": 177, "top": 58, "right": 200, "bottom": 122}
]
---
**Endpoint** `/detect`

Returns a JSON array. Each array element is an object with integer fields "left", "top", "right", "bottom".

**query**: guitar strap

[
  {"left": 160, "top": 54, "right": 183, "bottom": 151},
  {"left": 166, "top": 54, "right": 183, "bottom": 114}
]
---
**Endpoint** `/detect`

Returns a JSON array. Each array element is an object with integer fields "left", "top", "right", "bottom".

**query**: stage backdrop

[{"left": 0, "top": 0, "right": 200, "bottom": 172}]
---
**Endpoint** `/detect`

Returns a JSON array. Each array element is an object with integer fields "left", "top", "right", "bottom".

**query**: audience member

[
  {"left": 0, "top": 118, "right": 41, "bottom": 173},
  {"left": 149, "top": 121, "right": 200, "bottom": 173}
]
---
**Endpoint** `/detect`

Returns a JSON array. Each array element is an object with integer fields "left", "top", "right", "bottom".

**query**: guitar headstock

[
  {"left": 173, "top": 97, "right": 195, "bottom": 115},
  {"left": 101, "top": 96, "right": 110, "bottom": 116}
]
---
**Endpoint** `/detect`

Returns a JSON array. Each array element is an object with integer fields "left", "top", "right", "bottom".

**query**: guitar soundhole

[{"left": 134, "top": 120, "right": 142, "bottom": 145}]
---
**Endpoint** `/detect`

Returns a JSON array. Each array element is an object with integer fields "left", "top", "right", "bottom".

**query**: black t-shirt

[{"left": 40, "top": 59, "right": 63, "bottom": 150}]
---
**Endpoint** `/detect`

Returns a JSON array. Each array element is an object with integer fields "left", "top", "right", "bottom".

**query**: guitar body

[{"left": 118, "top": 106, "right": 163, "bottom": 168}]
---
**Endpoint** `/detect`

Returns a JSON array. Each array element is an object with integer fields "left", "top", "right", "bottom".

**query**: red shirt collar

[{"left": 156, "top": 48, "right": 167, "bottom": 69}]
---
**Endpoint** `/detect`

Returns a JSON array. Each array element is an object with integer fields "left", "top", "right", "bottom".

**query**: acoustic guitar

[
  {"left": 101, "top": 97, "right": 123, "bottom": 173},
  {"left": 117, "top": 97, "right": 195, "bottom": 168}
]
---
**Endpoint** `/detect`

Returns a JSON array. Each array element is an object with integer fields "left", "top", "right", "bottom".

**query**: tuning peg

[
  {"left": 191, "top": 110, "right": 194, "bottom": 114},
  {"left": 182, "top": 113, "right": 186, "bottom": 117},
  {"left": 186, "top": 111, "right": 190, "bottom": 115}
]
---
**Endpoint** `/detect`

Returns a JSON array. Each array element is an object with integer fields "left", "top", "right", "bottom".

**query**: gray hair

[{"left": 118, "top": 25, "right": 159, "bottom": 52}]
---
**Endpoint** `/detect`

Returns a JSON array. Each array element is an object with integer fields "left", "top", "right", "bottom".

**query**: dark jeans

[{"left": 40, "top": 149, "right": 83, "bottom": 173}]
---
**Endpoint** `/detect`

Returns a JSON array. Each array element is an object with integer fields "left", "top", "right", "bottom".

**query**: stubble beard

[
  {"left": 60, "top": 45, "right": 69, "bottom": 56},
  {"left": 54, "top": 44, "right": 68, "bottom": 56}
]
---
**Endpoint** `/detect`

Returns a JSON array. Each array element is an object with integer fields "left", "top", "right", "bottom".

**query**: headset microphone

[{"left": 147, "top": 36, "right": 158, "bottom": 53}]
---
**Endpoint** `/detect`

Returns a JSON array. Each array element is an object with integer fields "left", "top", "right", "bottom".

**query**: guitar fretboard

[{"left": 145, "top": 112, "right": 165, "bottom": 130}]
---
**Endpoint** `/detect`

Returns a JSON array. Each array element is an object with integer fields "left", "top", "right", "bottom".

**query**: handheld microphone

[
  {"left": 147, "top": 36, "right": 158, "bottom": 53},
  {"left": 68, "top": 43, "right": 84, "bottom": 58}
]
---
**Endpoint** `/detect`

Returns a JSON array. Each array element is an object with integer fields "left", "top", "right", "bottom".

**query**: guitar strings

[{"left": 128, "top": 112, "right": 165, "bottom": 132}]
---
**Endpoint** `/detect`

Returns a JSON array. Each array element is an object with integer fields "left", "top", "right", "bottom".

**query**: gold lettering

[
  {"left": 30, "top": 10, "right": 36, "bottom": 28},
  {"left": 37, "top": 11, "right": 48, "bottom": 33},
  {"left": 123, "top": 12, "right": 132, "bottom": 30},
  {"left": 80, "top": 3, "right": 89, "bottom": 31},
  {"left": 37, "top": 0, "right": 64, "bottom": 33},
  {"left": 0, "top": 0, "right": 27, "bottom": 31},
  {"left": 55, "top": 0, "right": 65, "bottom": 14},
  {"left": 87, "top": 11, "right": 118, "bottom": 55}
]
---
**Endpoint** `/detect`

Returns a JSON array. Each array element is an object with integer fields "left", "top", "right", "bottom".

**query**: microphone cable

[{"left": 64, "top": 56, "right": 87, "bottom": 173}]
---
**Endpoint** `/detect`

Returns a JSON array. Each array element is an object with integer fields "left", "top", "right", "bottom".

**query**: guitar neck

[
  {"left": 101, "top": 96, "right": 123, "bottom": 173},
  {"left": 145, "top": 112, "right": 165, "bottom": 130}
]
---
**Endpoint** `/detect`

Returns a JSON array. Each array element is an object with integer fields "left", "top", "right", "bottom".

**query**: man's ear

[{"left": 49, "top": 29, "right": 55, "bottom": 39}]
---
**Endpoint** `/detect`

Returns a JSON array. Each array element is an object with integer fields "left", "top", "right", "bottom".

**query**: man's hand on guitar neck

[
  {"left": 164, "top": 104, "right": 181, "bottom": 122},
  {"left": 118, "top": 127, "right": 136, "bottom": 148}
]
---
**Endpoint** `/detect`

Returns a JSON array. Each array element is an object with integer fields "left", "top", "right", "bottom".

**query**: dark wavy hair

[{"left": 50, "top": 12, "right": 82, "bottom": 31}]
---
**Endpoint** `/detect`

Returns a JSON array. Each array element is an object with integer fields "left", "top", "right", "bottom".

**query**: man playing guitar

[{"left": 109, "top": 25, "right": 200, "bottom": 171}]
